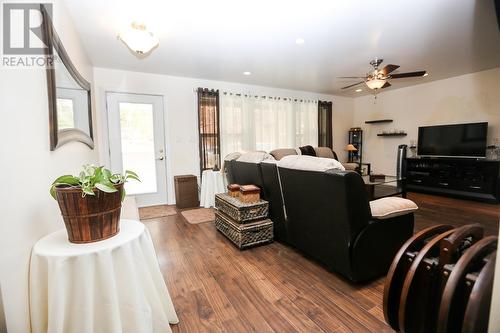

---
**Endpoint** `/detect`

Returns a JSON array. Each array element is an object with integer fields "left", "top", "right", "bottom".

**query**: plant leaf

[
  {"left": 52, "top": 175, "right": 79, "bottom": 185},
  {"left": 102, "top": 168, "right": 112, "bottom": 180},
  {"left": 126, "top": 174, "right": 141, "bottom": 182},
  {"left": 95, "top": 182, "right": 117, "bottom": 193},
  {"left": 82, "top": 187, "right": 95, "bottom": 196},
  {"left": 50, "top": 186, "right": 57, "bottom": 199},
  {"left": 125, "top": 170, "right": 139, "bottom": 178}
]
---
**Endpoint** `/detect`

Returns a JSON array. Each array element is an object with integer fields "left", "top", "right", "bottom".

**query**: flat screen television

[{"left": 417, "top": 122, "right": 488, "bottom": 158}]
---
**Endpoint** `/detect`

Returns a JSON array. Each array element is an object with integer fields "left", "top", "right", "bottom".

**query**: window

[
  {"left": 56, "top": 98, "right": 75, "bottom": 129},
  {"left": 220, "top": 93, "right": 318, "bottom": 158},
  {"left": 197, "top": 88, "right": 221, "bottom": 172}
]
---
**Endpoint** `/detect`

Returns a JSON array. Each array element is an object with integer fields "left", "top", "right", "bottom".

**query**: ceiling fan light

[
  {"left": 365, "top": 78, "right": 386, "bottom": 90},
  {"left": 118, "top": 21, "right": 159, "bottom": 56}
]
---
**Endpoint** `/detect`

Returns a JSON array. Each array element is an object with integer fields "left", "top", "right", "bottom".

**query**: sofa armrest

[
  {"left": 370, "top": 197, "right": 418, "bottom": 219},
  {"left": 342, "top": 162, "right": 359, "bottom": 171},
  {"left": 350, "top": 214, "right": 414, "bottom": 281}
]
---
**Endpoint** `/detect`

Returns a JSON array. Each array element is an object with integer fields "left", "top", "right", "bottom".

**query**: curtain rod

[{"left": 193, "top": 88, "right": 325, "bottom": 103}]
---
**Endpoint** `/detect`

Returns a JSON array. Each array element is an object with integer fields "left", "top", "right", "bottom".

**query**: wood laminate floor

[{"left": 142, "top": 192, "right": 500, "bottom": 333}]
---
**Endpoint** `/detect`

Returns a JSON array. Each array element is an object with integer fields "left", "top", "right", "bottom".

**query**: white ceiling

[{"left": 64, "top": 0, "right": 500, "bottom": 96}]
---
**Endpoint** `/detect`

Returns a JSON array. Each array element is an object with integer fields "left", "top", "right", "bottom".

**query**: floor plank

[{"left": 142, "top": 192, "right": 499, "bottom": 332}]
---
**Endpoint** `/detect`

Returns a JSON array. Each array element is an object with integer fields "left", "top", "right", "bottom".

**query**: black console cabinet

[{"left": 404, "top": 157, "right": 500, "bottom": 203}]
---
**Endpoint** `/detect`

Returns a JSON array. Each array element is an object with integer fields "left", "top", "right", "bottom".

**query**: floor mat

[
  {"left": 139, "top": 204, "right": 177, "bottom": 220},
  {"left": 181, "top": 208, "right": 215, "bottom": 224}
]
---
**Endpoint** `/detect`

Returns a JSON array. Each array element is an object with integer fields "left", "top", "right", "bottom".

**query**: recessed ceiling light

[
  {"left": 423, "top": 72, "right": 429, "bottom": 77},
  {"left": 355, "top": 88, "right": 363, "bottom": 92},
  {"left": 243, "top": 71, "right": 251, "bottom": 76},
  {"left": 295, "top": 38, "right": 305, "bottom": 45}
]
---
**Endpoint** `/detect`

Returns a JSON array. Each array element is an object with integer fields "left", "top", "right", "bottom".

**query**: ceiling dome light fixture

[
  {"left": 365, "top": 78, "right": 386, "bottom": 90},
  {"left": 118, "top": 21, "right": 159, "bottom": 56}
]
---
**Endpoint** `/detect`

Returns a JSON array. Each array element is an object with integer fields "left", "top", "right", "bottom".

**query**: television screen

[{"left": 417, "top": 122, "right": 488, "bottom": 157}]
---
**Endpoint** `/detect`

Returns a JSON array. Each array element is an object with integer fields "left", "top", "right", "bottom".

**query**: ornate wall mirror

[{"left": 41, "top": 5, "right": 94, "bottom": 151}]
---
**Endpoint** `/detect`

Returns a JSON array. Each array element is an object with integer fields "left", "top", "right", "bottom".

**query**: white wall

[
  {"left": 352, "top": 68, "right": 500, "bottom": 175},
  {"left": 0, "top": 2, "right": 98, "bottom": 332},
  {"left": 93, "top": 67, "right": 352, "bottom": 204}
]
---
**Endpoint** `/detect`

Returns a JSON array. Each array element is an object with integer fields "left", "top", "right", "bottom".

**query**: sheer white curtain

[
  {"left": 220, "top": 93, "right": 318, "bottom": 158},
  {"left": 295, "top": 101, "right": 318, "bottom": 146}
]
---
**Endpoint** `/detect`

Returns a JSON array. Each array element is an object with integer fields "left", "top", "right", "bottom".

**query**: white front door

[{"left": 107, "top": 92, "right": 167, "bottom": 207}]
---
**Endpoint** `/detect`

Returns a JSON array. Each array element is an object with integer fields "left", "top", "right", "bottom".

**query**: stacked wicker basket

[{"left": 214, "top": 184, "right": 273, "bottom": 249}]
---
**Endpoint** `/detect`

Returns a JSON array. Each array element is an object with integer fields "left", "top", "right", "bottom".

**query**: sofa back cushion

[
  {"left": 270, "top": 148, "right": 297, "bottom": 160},
  {"left": 230, "top": 161, "right": 266, "bottom": 196},
  {"left": 278, "top": 155, "right": 345, "bottom": 172},
  {"left": 314, "top": 147, "right": 339, "bottom": 160},
  {"left": 299, "top": 145, "right": 317, "bottom": 156},
  {"left": 237, "top": 151, "right": 275, "bottom": 163}
]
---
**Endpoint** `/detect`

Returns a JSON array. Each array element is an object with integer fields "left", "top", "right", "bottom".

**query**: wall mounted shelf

[
  {"left": 377, "top": 133, "right": 407, "bottom": 137},
  {"left": 365, "top": 119, "right": 393, "bottom": 124}
]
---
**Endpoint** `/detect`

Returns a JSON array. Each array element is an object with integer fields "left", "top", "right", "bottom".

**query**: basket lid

[{"left": 240, "top": 184, "right": 260, "bottom": 194}]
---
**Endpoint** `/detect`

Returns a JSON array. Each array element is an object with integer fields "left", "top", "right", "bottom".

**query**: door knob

[{"left": 156, "top": 156, "right": 164, "bottom": 161}]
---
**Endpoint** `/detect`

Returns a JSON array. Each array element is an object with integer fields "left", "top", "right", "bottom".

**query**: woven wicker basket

[
  {"left": 215, "top": 211, "right": 273, "bottom": 249},
  {"left": 215, "top": 193, "right": 268, "bottom": 223}
]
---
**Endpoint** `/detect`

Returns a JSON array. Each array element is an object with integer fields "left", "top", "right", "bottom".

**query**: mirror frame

[{"left": 41, "top": 4, "right": 94, "bottom": 151}]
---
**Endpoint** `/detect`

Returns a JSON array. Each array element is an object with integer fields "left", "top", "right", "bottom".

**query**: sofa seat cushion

[
  {"left": 370, "top": 197, "right": 418, "bottom": 219},
  {"left": 278, "top": 155, "right": 345, "bottom": 172},
  {"left": 270, "top": 148, "right": 297, "bottom": 160},
  {"left": 237, "top": 151, "right": 275, "bottom": 163}
]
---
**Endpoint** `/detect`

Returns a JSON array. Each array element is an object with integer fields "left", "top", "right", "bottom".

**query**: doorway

[{"left": 106, "top": 92, "right": 167, "bottom": 207}]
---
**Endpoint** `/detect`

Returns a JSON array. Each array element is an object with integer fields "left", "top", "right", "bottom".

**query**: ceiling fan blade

[
  {"left": 381, "top": 81, "right": 391, "bottom": 89},
  {"left": 379, "top": 64, "right": 400, "bottom": 76},
  {"left": 337, "top": 76, "right": 366, "bottom": 79},
  {"left": 341, "top": 81, "right": 365, "bottom": 90},
  {"left": 390, "top": 71, "right": 427, "bottom": 79}
]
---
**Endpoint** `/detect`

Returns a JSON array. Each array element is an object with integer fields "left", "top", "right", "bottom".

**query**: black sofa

[
  {"left": 277, "top": 165, "right": 414, "bottom": 282},
  {"left": 225, "top": 158, "right": 414, "bottom": 282}
]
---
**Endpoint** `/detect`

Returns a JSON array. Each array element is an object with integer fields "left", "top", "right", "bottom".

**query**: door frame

[{"left": 105, "top": 91, "right": 170, "bottom": 207}]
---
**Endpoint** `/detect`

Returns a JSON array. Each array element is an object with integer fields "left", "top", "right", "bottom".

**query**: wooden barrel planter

[{"left": 54, "top": 183, "right": 123, "bottom": 243}]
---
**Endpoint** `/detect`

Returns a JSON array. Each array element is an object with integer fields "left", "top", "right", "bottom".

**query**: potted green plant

[{"left": 50, "top": 164, "right": 140, "bottom": 243}]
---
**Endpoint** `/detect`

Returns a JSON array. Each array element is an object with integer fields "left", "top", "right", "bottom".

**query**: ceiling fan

[{"left": 339, "top": 58, "right": 428, "bottom": 91}]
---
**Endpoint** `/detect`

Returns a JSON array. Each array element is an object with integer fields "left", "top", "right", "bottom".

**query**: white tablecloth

[
  {"left": 29, "top": 220, "right": 179, "bottom": 333},
  {"left": 200, "top": 170, "right": 226, "bottom": 208}
]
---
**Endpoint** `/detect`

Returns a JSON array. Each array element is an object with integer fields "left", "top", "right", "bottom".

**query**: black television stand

[{"left": 404, "top": 157, "right": 500, "bottom": 203}]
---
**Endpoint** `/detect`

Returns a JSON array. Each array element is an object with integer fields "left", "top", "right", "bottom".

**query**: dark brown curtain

[
  {"left": 197, "top": 88, "right": 221, "bottom": 173},
  {"left": 318, "top": 100, "right": 333, "bottom": 148}
]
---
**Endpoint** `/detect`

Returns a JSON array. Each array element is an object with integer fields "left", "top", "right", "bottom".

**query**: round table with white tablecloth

[
  {"left": 200, "top": 169, "right": 227, "bottom": 208},
  {"left": 29, "top": 219, "right": 178, "bottom": 333}
]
